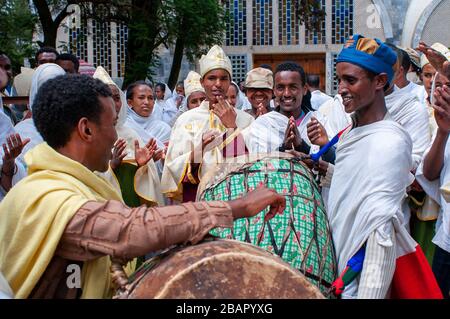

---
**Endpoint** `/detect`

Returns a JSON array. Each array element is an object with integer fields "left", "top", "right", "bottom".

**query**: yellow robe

[
  {"left": 161, "top": 101, "right": 254, "bottom": 200},
  {"left": 0, "top": 143, "right": 123, "bottom": 298}
]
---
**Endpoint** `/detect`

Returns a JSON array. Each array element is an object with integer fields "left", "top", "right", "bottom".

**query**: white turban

[
  {"left": 199, "top": 45, "right": 233, "bottom": 78},
  {"left": 184, "top": 71, "right": 205, "bottom": 100},
  {"left": 93, "top": 66, "right": 128, "bottom": 129},
  {"left": 29, "top": 63, "right": 65, "bottom": 110}
]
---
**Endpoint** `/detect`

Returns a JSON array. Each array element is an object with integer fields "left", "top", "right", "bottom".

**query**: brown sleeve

[{"left": 56, "top": 200, "right": 234, "bottom": 262}]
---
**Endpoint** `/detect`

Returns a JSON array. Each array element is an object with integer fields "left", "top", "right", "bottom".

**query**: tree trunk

[
  {"left": 124, "top": 0, "right": 161, "bottom": 88},
  {"left": 33, "top": 0, "right": 71, "bottom": 48},
  {"left": 167, "top": 36, "right": 185, "bottom": 90},
  {"left": 42, "top": 25, "right": 58, "bottom": 48}
]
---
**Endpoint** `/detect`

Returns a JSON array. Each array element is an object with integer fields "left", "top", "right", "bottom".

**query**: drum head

[{"left": 124, "top": 239, "right": 324, "bottom": 299}]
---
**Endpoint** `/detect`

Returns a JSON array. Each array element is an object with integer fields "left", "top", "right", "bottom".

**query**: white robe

[
  {"left": 327, "top": 117, "right": 413, "bottom": 275},
  {"left": 0, "top": 106, "right": 27, "bottom": 201},
  {"left": 385, "top": 87, "right": 430, "bottom": 170},
  {"left": 161, "top": 100, "right": 254, "bottom": 198},
  {"left": 310, "top": 90, "right": 333, "bottom": 111},
  {"left": 416, "top": 135, "right": 450, "bottom": 253},
  {"left": 153, "top": 84, "right": 179, "bottom": 125},
  {"left": 398, "top": 82, "right": 426, "bottom": 107},
  {"left": 242, "top": 110, "right": 324, "bottom": 154}
]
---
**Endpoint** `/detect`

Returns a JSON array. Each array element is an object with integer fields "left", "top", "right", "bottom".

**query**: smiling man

[
  {"left": 326, "top": 34, "right": 442, "bottom": 299},
  {"left": 161, "top": 45, "right": 254, "bottom": 202},
  {"left": 244, "top": 67, "right": 274, "bottom": 118},
  {"left": 242, "top": 61, "right": 328, "bottom": 157}
]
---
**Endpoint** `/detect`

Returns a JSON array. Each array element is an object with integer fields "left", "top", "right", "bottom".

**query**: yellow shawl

[{"left": 0, "top": 143, "right": 123, "bottom": 298}]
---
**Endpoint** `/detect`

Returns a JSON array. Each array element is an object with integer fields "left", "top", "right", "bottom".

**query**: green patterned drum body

[{"left": 200, "top": 156, "right": 337, "bottom": 295}]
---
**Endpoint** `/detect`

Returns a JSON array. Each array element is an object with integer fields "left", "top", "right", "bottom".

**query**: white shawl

[
  {"left": 242, "top": 110, "right": 324, "bottom": 154},
  {"left": 327, "top": 118, "right": 413, "bottom": 273},
  {"left": 385, "top": 87, "right": 430, "bottom": 170},
  {"left": 153, "top": 84, "right": 178, "bottom": 125},
  {"left": 124, "top": 108, "right": 172, "bottom": 149},
  {"left": 416, "top": 134, "right": 450, "bottom": 252}
]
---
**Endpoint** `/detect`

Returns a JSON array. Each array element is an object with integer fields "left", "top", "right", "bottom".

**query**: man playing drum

[{"left": 0, "top": 74, "right": 285, "bottom": 299}]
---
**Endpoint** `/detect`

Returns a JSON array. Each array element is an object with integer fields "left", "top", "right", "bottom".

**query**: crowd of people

[{"left": 0, "top": 34, "right": 449, "bottom": 299}]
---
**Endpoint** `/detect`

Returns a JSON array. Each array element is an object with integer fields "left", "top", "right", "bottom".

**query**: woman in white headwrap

[
  {"left": 124, "top": 81, "right": 172, "bottom": 149},
  {"left": 93, "top": 67, "right": 165, "bottom": 206},
  {"left": 14, "top": 63, "right": 65, "bottom": 166}
]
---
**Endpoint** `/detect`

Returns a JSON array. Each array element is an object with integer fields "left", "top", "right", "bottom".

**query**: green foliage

[
  {"left": 294, "top": 0, "right": 326, "bottom": 31},
  {"left": 0, "top": 0, "right": 37, "bottom": 73},
  {"left": 168, "top": 0, "right": 226, "bottom": 61}
]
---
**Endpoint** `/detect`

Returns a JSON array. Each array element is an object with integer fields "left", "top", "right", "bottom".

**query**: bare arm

[
  {"left": 423, "top": 85, "right": 450, "bottom": 180},
  {"left": 423, "top": 129, "right": 448, "bottom": 180}
]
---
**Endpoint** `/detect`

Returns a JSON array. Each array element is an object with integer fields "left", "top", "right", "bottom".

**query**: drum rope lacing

[{"left": 201, "top": 156, "right": 338, "bottom": 297}]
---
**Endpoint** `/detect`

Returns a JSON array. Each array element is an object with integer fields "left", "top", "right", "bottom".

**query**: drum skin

[{"left": 122, "top": 239, "right": 324, "bottom": 299}]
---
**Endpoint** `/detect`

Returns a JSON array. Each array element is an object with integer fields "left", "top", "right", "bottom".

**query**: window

[
  {"left": 229, "top": 54, "right": 248, "bottom": 83},
  {"left": 252, "top": 0, "right": 273, "bottom": 46},
  {"left": 332, "top": 0, "right": 354, "bottom": 44},
  {"left": 225, "top": 0, "right": 247, "bottom": 46},
  {"left": 278, "top": 0, "right": 300, "bottom": 45}
]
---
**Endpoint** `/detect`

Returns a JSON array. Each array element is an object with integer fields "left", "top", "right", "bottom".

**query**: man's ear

[
  {"left": 78, "top": 117, "right": 94, "bottom": 142},
  {"left": 375, "top": 73, "right": 389, "bottom": 91}
]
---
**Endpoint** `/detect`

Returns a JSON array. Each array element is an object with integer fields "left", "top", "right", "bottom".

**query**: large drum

[
  {"left": 198, "top": 153, "right": 337, "bottom": 295},
  {"left": 114, "top": 239, "right": 324, "bottom": 299}
]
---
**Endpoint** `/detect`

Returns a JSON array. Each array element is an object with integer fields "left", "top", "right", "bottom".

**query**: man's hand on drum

[
  {"left": 283, "top": 116, "right": 302, "bottom": 150},
  {"left": 307, "top": 117, "right": 329, "bottom": 147},
  {"left": 228, "top": 186, "right": 286, "bottom": 221}
]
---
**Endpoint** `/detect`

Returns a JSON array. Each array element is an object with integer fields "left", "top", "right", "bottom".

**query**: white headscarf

[
  {"left": 29, "top": 63, "right": 65, "bottom": 110},
  {"left": 230, "top": 81, "right": 245, "bottom": 110},
  {"left": 93, "top": 66, "right": 143, "bottom": 157},
  {"left": 15, "top": 63, "right": 65, "bottom": 167}
]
